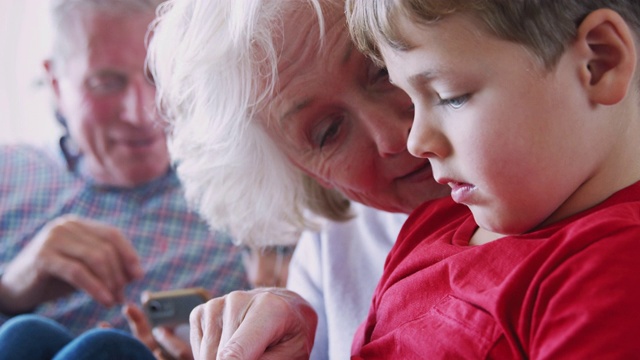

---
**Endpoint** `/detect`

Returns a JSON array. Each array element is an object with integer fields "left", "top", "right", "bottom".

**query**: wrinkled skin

[{"left": 190, "top": 289, "right": 317, "bottom": 360}]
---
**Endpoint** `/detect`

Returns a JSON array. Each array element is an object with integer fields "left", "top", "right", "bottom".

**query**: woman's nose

[{"left": 361, "top": 100, "right": 413, "bottom": 158}]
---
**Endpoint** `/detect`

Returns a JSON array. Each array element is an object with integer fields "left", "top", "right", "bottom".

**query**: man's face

[
  {"left": 48, "top": 10, "right": 169, "bottom": 187},
  {"left": 261, "top": 5, "right": 449, "bottom": 214}
]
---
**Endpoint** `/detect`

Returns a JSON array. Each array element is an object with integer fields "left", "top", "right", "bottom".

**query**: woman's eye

[
  {"left": 373, "top": 68, "right": 391, "bottom": 88},
  {"left": 438, "top": 94, "right": 469, "bottom": 109},
  {"left": 367, "top": 63, "right": 390, "bottom": 86},
  {"left": 314, "top": 117, "right": 343, "bottom": 149},
  {"left": 375, "top": 67, "right": 389, "bottom": 81}
]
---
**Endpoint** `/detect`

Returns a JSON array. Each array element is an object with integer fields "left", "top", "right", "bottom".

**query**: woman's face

[{"left": 262, "top": 8, "right": 449, "bottom": 213}]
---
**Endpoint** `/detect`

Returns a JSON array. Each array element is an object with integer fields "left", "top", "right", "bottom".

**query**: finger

[
  {"left": 217, "top": 291, "right": 253, "bottom": 351},
  {"left": 219, "top": 289, "right": 317, "bottom": 360},
  {"left": 58, "top": 243, "right": 125, "bottom": 303},
  {"left": 54, "top": 233, "right": 125, "bottom": 301},
  {"left": 67, "top": 219, "right": 142, "bottom": 287},
  {"left": 83, "top": 220, "right": 144, "bottom": 281},
  {"left": 217, "top": 293, "right": 285, "bottom": 360},
  {"left": 45, "top": 219, "right": 128, "bottom": 301},
  {"left": 141, "top": 290, "right": 151, "bottom": 303},
  {"left": 153, "top": 348, "right": 169, "bottom": 360},
  {"left": 190, "top": 304, "right": 205, "bottom": 360},
  {"left": 65, "top": 216, "right": 144, "bottom": 281},
  {"left": 192, "top": 299, "right": 234, "bottom": 360},
  {"left": 153, "top": 327, "right": 193, "bottom": 360},
  {"left": 123, "top": 303, "right": 158, "bottom": 350},
  {"left": 42, "top": 253, "right": 116, "bottom": 306}
]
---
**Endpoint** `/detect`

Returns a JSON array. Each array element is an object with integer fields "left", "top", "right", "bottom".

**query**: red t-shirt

[{"left": 352, "top": 182, "right": 640, "bottom": 359}]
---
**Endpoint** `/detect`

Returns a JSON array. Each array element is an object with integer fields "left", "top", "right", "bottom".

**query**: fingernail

[
  {"left": 133, "top": 265, "right": 145, "bottom": 279},
  {"left": 152, "top": 327, "right": 165, "bottom": 338},
  {"left": 101, "top": 291, "right": 114, "bottom": 307}
]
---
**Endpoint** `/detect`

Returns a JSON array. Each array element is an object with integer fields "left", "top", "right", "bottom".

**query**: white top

[{"left": 287, "top": 203, "right": 407, "bottom": 360}]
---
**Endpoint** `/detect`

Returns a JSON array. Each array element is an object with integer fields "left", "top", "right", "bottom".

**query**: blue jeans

[{"left": 0, "top": 315, "right": 156, "bottom": 360}]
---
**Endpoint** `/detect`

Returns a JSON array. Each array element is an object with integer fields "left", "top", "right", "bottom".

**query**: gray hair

[
  {"left": 49, "top": 0, "right": 164, "bottom": 65},
  {"left": 148, "top": 0, "right": 349, "bottom": 246}
]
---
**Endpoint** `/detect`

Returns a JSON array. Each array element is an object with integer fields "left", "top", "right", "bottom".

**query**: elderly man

[{"left": 0, "top": 0, "right": 249, "bottom": 339}]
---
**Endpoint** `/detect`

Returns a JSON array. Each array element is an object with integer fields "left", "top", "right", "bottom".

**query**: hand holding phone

[{"left": 142, "top": 287, "right": 210, "bottom": 328}]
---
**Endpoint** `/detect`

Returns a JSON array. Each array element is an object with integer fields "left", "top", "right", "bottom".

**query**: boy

[{"left": 347, "top": 0, "right": 640, "bottom": 358}]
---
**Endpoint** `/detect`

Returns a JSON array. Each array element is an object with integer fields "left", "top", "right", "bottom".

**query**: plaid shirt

[{"left": 0, "top": 144, "right": 250, "bottom": 335}]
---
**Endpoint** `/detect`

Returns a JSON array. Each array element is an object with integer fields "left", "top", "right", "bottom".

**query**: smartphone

[{"left": 142, "top": 287, "right": 210, "bottom": 328}]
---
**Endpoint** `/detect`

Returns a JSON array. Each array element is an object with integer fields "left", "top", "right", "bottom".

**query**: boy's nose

[{"left": 407, "top": 107, "right": 447, "bottom": 159}]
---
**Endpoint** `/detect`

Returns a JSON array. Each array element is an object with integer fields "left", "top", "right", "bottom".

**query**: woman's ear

[{"left": 574, "top": 9, "right": 637, "bottom": 105}]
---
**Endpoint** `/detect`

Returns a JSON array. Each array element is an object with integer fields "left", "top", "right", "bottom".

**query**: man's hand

[
  {"left": 124, "top": 299, "right": 194, "bottom": 360},
  {"left": 190, "top": 288, "right": 317, "bottom": 360},
  {"left": 0, "top": 215, "right": 143, "bottom": 314}
]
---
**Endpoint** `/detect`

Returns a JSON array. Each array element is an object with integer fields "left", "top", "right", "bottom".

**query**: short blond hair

[{"left": 348, "top": 0, "right": 640, "bottom": 69}]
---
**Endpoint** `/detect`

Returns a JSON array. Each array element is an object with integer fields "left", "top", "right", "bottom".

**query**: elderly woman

[{"left": 145, "top": 0, "right": 449, "bottom": 358}]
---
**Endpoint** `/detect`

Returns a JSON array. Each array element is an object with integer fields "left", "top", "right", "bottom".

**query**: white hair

[
  {"left": 49, "top": 0, "right": 164, "bottom": 65},
  {"left": 148, "top": 0, "right": 339, "bottom": 246}
]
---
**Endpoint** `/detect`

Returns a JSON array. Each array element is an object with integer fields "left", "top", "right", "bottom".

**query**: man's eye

[
  {"left": 145, "top": 67, "right": 156, "bottom": 86},
  {"left": 438, "top": 94, "right": 469, "bottom": 109},
  {"left": 86, "top": 74, "right": 127, "bottom": 94}
]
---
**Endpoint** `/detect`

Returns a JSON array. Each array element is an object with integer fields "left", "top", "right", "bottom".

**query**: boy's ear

[{"left": 575, "top": 9, "right": 637, "bottom": 105}]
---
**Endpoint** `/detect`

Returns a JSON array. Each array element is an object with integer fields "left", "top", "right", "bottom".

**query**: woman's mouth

[{"left": 398, "top": 161, "right": 434, "bottom": 183}]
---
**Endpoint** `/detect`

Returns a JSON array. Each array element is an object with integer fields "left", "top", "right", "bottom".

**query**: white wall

[{"left": 0, "top": 0, "right": 60, "bottom": 145}]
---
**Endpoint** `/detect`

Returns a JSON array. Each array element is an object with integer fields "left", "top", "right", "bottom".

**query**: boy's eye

[{"left": 438, "top": 94, "right": 469, "bottom": 109}]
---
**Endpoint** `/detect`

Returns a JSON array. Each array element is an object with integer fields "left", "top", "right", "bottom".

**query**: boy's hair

[{"left": 347, "top": 0, "right": 640, "bottom": 69}]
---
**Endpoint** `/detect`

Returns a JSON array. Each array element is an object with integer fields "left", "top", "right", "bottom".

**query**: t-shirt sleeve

[
  {"left": 287, "top": 230, "right": 328, "bottom": 360},
  {"left": 531, "top": 220, "right": 640, "bottom": 358}
]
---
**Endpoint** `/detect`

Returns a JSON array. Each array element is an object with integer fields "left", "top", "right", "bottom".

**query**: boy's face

[{"left": 382, "top": 14, "right": 609, "bottom": 235}]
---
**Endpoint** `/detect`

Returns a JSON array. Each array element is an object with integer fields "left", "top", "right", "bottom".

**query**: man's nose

[{"left": 120, "top": 79, "right": 156, "bottom": 126}]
